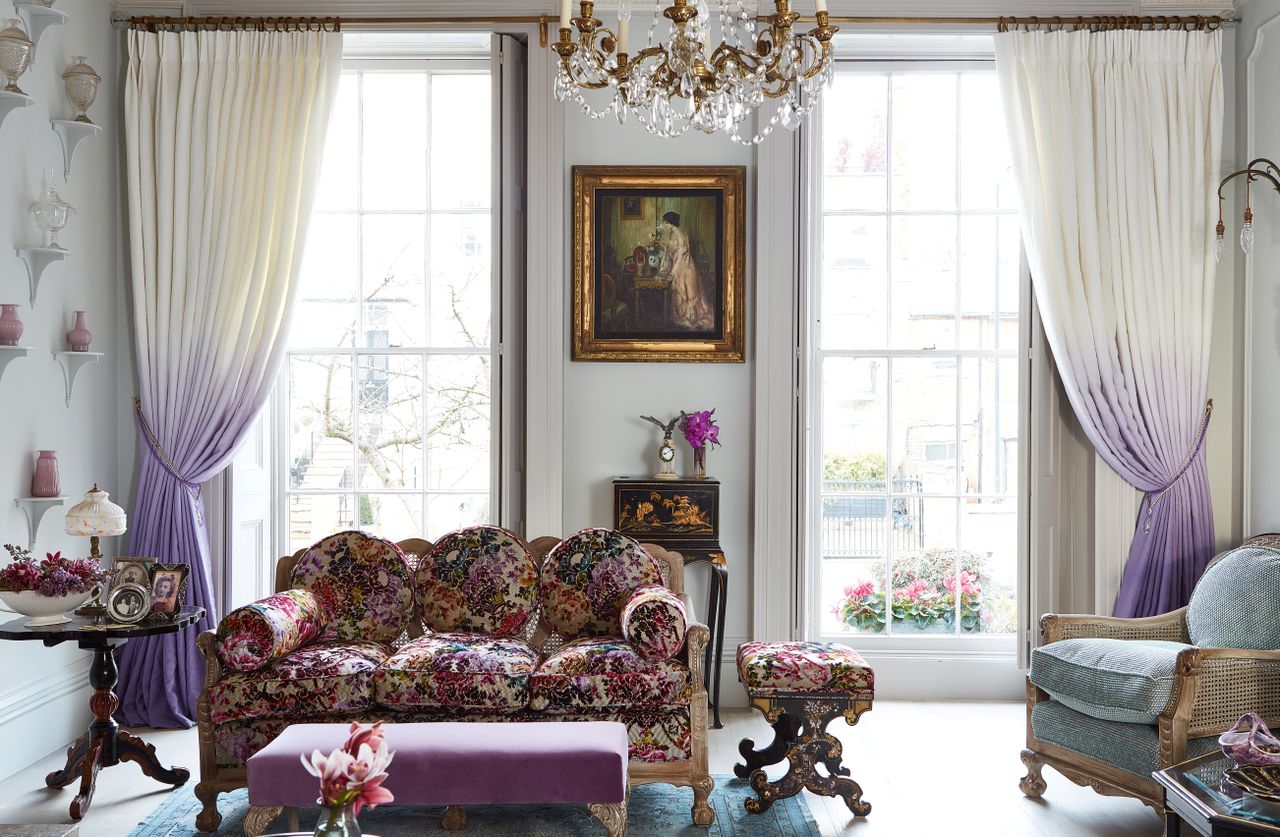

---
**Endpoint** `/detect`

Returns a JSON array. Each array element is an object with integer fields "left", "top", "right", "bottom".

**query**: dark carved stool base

[{"left": 736, "top": 693, "right": 872, "bottom": 817}]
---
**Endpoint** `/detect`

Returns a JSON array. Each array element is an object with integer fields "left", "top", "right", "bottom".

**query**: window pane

[
  {"left": 960, "top": 358, "right": 1020, "bottom": 497},
  {"left": 960, "top": 73, "right": 1016, "bottom": 211},
  {"left": 315, "top": 74, "right": 358, "bottom": 211},
  {"left": 429, "top": 214, "right": 492, "bottom": 347},
  {"left": 355, "top": 492, "right": 424, "bottom": 541},
  {"left": 890, "top": 73, "right": 957, "bottom": 210},
  {"left": 821, "top": 215, "right": 887, "bottom": 349},
  {"left": 288, "top": 355, "right": 353, "bottom": 491},
  {"left": 362, "top": 73, "right": 427, "bottom": 210},
  {"left": 959, "top": 215, "right": 999, "bottom": 350},
  {"left": 824, "top": 74, "right": 887, "bottom": 212},
  {"left": 889, "top": 498, "right": 958, "bottom": 636},
  {"left": 961, "top": 497, "right": 1017, "bottom": 634},
  {"left": 358, "top": 355, "right": 423, "bottom": 489},
  {"left": 427, "top": 493, "right": 489, "bottom": 539},
  {"left": 892, "top": 358, "right": 957, "bottom": 494},
  {"left": 822, "top": 357, "right": 888, "bottom": 471},
  {"left": 293, "top": 214, "right": 358, "bottom": 348},
  {"left": 431, "top": 74, "right": 491, "bottom": 209},
  {"left": 289, "top": 494, "right": 356, "bottom": 554},
  {"left": 362, "top": 214, "right": 426, "bottom": 348},
  {"left": 427, "top": 354, "right": 491, "bottom": 491},
  {"left": 824, "top": 556, "right": 887, "bottom": 635},
  {"left": 891, "top": 215, "right": 956, "bottom": 349}
]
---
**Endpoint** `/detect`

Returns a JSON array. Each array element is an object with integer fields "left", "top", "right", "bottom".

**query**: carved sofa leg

[
  {"left": 1019, "top": 749, "right": 1047, "bottom": 798},
  {"left": 194, "top": 781, "right": 222, "bottom": 833},
  {"left": 692, "top": 773, "right": 716, "bottom": 827},
  {"left": 244, "top": 805, "right": 282, "bottom": 837},
  {"left": 588, "top": 801, "right": 628, "bottom": 837}
]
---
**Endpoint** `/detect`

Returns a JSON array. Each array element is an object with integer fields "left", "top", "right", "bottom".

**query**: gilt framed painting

[{"left": 572, "top": 166, "right": 746, "bottom": 362}]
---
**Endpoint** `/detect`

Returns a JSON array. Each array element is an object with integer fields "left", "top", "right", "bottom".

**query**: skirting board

[{"left": 0, "top": 654, "right": 91, "bottom": 781}]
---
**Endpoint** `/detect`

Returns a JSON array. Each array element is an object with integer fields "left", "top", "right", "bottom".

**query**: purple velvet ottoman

[{"left": 244, "top": 722, "right": 629, "bottom": 836}]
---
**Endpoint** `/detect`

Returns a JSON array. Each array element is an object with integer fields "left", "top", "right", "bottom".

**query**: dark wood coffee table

[
  {"left": 0, "top": 607, "right": 204, "bottom": 820},
  {"left": 1155, "top": 751, "right": 1280, "bottom": 836}
]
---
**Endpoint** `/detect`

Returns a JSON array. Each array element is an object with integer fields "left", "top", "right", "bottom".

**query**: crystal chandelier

[
  {"left": 550, "top": 0, "right": 838, "bottom": 144},
  {"left": 1216, "top": 158, "right": 1279, "bottom": 262}
]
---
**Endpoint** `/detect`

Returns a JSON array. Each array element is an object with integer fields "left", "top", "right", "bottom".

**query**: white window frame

[
  {"left": 273, "top": 55, "right": 504, "bottom": 556},
  {"left": 800, "top": 58, "right": 1032, "bottom": 658}
]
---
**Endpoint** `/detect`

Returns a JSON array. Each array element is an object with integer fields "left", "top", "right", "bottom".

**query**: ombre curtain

[
  {"left": 995, "top": 29, "right": 1223, "bottom": 617},
  {"left": 117, "top": 28, "right": 341, "bottom": 727}
]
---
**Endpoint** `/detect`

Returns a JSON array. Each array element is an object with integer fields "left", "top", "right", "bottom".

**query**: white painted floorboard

[{"left": 0, "top": 702, "right": 1164, "bottom": 837}]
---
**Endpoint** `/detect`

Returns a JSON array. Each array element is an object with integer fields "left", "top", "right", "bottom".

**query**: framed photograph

[
  {"left": 105, "top": 582, "right": 150, "bottom": 624},
  {"left": 147, "top": 564, "right": 189, "bottom": 616},
  {"left": 111, "top": 557, "right": 155, "bottom": 588},
  {"left": 572, "top": 166, "right": 747, "bottom": 362}
]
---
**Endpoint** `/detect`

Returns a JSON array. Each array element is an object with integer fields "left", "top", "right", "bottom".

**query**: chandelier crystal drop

[{"left": 550, "top": 0, "right": 838, "bottom": 144}]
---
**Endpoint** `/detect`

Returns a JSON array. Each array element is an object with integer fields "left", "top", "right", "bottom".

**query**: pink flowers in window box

[{"left": 302, "top": 721, "right": 395, "bottom": 832}]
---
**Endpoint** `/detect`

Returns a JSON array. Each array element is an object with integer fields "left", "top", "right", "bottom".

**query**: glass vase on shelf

[
  {"left": 692, "top": 445, "right": 708, "bottom": 479},
  {"left": 315, "top": 803, "right": 361, "bottom": 837}
]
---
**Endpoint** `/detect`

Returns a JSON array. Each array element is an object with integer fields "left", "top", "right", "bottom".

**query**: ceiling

[{"left": 113, "top": 0, "right": 1237, "bottom": 17}]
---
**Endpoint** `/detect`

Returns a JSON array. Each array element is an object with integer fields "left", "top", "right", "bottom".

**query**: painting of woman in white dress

[
  {"left": 572, "top": 166, "right": 745, "bottom": 362},
  {"left": 659, "top": 211, "right": 715, "bottom": 331}
]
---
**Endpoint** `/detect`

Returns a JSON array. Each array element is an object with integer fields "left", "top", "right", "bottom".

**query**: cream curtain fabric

[
  {"left": 119, "top": 28, "right": 342, "bottom": 726},
  {"left": 996, "top": 30, "right": 1222, "bottom": 617}
]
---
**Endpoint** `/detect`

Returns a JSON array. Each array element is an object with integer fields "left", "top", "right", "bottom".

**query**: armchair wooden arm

[
  {"left": 1161, "top": 647, "right": 1280, "bottom": 749},
  {"left": 1040, "top": 607, "right": 1190, "bottom": 644}
]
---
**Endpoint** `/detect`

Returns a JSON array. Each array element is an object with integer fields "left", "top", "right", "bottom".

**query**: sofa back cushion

[
  {"left": 539, "top": 528, "right": 665, "bottom": 637},
  {"left": 416, "top": 526, "right": 539, "bottom": 636},
  {"left": 215, "top": 589, "right": 326, "bottom": 673},
  {"left": 289, "top": 530, "right": 413, "bottom": 643},
  {"left": 1187, "top": 545, "right": 1280, "bottom": 649}
]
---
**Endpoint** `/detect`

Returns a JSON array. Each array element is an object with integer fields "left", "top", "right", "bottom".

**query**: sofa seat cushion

[
  {"left": 737, "top": 640, "right": 875, "bottom": 697},
  {"left": 621, "top": 584, "right": 687, "bottom": 662},
  {"left": 210, "top": 640, "right": 389, "bottom": 724},
  {"left": 289, "top": 530, "right": 414, "bottom": 644},
  {"left": 529, "top": 636, "right": 690, "bottom": 713},
  {"left": 372, "top": 633, "right": 537, "bottom": 713},
  {"left": 1029, "top": 638, "right": 1189, "bottom": 724},
  {"left": 416, "top": 526, "right": 539, "bottom": 637},
  {"left": 539, "top": 528, "right": 665, "bottom": 637},
  {"left": 215, "top": 589, "right": 327, "bottom": 673},
  {"left": 1031, "top": 699, "right": 1218, "bottom": 777},
  {"left": 1187, "top": 545, "right": 1280, "bottom": 649}
]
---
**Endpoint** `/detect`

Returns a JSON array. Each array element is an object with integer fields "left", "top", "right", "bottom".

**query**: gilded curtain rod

[{"left": 122, "top": 12, "right": 1236, "bottom": 47}]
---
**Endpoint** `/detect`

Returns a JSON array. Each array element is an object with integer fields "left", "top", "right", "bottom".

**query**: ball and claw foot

[
  {"left": 692, "top": 774, "right": 716, "bottom": 826},
  {"left": 1019, "top": 749, "right": 1047, "bottom": 798}
]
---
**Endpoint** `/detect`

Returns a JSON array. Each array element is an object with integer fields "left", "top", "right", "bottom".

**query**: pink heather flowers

[
  {"left": 679, "top": 409, "right": 721, "bottom": 450},
  {"left": 302, "top": 722, "right": 395, "bottom": 825},
  {"left": 0, "top": 545, "right": 107, "bottom": 595}
]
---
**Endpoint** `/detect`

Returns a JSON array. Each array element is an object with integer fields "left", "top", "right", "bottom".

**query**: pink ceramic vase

[
  {"left": 0, "top": 304, "right": 22, "bottom": 347},
  {"left": 66, "top": 310, "right": 91, "bottom": 352},
  {"left": 31, "top": 450, "right": 60, "bottom": 498}
]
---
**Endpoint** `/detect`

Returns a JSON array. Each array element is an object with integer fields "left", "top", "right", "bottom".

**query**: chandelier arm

[{"left": 1219, "top": 166, "right": 1280, "bottom": 201}]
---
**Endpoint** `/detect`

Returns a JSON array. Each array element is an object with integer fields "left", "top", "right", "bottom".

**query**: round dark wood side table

[{"left": 0, "top": 606, "right": 204, "bottom": 821}]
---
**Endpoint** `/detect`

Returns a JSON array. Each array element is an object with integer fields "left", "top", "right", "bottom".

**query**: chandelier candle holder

[
  {"left": 550, "top": 0, "right": 837, "bottom": 143},
  {"left": 1216, "top": 157, "right": 1280, "bottom": 261}
]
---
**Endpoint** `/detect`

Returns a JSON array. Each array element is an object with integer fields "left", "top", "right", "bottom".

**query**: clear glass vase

[
  {"left": 692, "top": 445, "right": 708, "bottom": 479},
  {"left": 315, "top": 804, "right": 361, "bottom": 837}
]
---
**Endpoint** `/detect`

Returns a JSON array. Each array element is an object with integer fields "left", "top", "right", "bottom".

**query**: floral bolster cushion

[
  {"left": 289, "top": 530, "right": 414, "bottom": 643},
  {"left": 417, "top": 526, "right": 539, "bottom": 637},
  {"left": 215, "top": 589, "right": 327, "bottom": 673},
  {"left": 621, "top": 584, "right": 687, "bottom": 661},
  {"left": 540, "top": 527, "right": 665, "bottom": 637}
]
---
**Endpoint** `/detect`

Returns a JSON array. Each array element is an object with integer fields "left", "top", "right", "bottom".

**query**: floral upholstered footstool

[{"left": 734, "top": 640, "right": 874, "bottom": 817}]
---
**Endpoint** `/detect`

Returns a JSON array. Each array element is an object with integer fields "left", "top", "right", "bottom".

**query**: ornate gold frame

[{"left": 572, "top": 165, "right": 746, "bottom": 363}]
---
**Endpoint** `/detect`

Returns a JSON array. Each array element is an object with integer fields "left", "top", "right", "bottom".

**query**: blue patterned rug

[{"left": 128, "top": 776, "right": 818, "bottom": 836}]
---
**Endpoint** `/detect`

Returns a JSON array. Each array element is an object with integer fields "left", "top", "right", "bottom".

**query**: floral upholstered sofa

[{"left": 193, "top": 526, "right": 713, "bottom": 832}]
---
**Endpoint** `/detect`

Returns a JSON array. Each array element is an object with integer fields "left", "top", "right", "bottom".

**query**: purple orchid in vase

[{"left": 679, "top": 409, "right": 721, "bottom": 479}]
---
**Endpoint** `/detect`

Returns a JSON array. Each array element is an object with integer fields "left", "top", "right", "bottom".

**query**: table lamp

[{"left": 65, "top": 484, "right": 127, "bottom": 616}]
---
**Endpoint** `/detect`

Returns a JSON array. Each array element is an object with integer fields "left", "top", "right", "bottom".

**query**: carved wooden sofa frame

[{"left": 193, "top": 536, "right": 714, "bottom": 832}]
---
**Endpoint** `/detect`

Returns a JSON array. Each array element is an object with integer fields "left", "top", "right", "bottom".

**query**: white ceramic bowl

[{"left": 0, "top": 589, "right": 92, "bottom": 627}]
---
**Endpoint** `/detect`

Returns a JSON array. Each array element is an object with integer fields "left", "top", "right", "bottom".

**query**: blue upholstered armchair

[{"left": 1020, "top": 535, "right": 1280, "bottom": 814}]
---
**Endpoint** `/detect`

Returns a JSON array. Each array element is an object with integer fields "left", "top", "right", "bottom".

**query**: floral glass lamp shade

[{"left": 65, "top": 484, "right": 127, "bottom": 560}]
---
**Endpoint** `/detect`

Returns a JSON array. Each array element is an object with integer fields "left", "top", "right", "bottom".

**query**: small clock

[{"left": 656, "top": 438, "right": 678, "bottom": 480}]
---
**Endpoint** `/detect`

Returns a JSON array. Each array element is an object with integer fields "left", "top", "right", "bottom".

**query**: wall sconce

[{"left": 1217, "top": 158, "right": 1280, "bottom": 261}]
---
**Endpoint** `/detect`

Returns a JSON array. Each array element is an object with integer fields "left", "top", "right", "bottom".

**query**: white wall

[
  {"left": 555, "top": 61, "right": 756, "bottom": 704},
  {"left": 0, "top": 1, "right": 122, "bottom": 780},
  {"left": 1239, "top": 0, "right": 1280, "bottom": 535}
]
